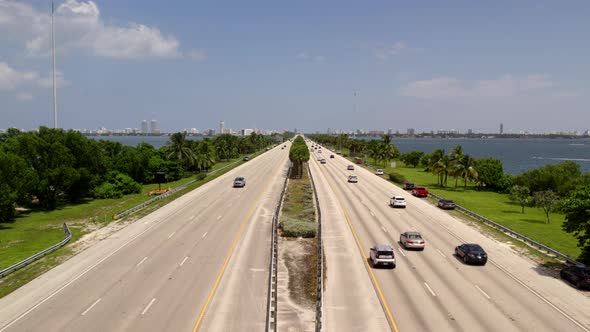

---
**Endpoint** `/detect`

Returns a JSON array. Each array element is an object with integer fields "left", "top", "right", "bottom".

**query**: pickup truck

[{"left": 411, "top": 186, "right": 429, "bottom": 197}]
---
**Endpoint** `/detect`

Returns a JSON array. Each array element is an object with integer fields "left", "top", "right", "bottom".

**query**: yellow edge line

[
  {"left": 314, "top": 158, "right": 400, "bottom": 332},
  {"left": 192, "top": 165, "right": 277, "bottom": 331}
]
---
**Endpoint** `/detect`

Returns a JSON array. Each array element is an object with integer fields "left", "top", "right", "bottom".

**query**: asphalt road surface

[
  {"left": 309, "top": 145, "right": 590, "bottom": 332},
  {"left": 0, "top": 144, "right": 290, "bottom": 332}
]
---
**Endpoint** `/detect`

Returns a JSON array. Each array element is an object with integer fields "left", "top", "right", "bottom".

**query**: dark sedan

[
  {"left": 560, "top": 265, "right": 590, "bottom": 289},
  {"left": 438, "top": 199, "right": 456, "bottom": 210},
  {"left": 455, "top": 244, "right": 487, "bottom": 265}
]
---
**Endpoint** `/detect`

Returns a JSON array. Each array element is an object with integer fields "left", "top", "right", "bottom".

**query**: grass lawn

[
  {"left": 0, "top": 151, "right": 263, "bottom": 297},
  {"left": 329, "top": 145, "right": 581, "bottom": 260}
]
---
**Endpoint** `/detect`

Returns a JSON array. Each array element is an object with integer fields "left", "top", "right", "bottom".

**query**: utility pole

[{"left": 51, "top": 0, "right": 58, "bottom": 128}]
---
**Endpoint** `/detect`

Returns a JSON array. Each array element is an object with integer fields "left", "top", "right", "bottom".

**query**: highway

[
  {"left": 309, "top": 144, "right": 590, "bottom": 332},
  {"left": 0, "top": 144, "right": 290, "bottom": 332}
]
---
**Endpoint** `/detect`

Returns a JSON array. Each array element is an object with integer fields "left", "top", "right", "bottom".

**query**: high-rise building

[
  {"left": 219, "top": 121, "right": 225, "bottom": 135},
  {"left": 468, "top": 129, "right": 473, "bottom": 135},
  {"left": 141, "top": 120, "right": 148, "bottom": 134},
  {"left": 500, "top": 123, "right": 504, "bottom": 134},
  {"left": 150, "top": 120, "right": 160, "bottom": 134},
  {"left": 407, "top": 128, "right": 415, "bottom": 135}
]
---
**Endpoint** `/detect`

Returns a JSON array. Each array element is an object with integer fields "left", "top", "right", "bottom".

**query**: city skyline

[{"left": 1, "top": 1, "right": 589, "bottom": 133}]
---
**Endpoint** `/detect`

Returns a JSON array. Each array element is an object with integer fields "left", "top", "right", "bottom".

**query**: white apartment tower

[{"left": 141, "top": 120, "right": 148, "bottom": 134}]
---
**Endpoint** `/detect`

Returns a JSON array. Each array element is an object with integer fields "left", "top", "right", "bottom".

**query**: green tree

[
  {"left": 561, "top": 186, "right": 590, "bottom": 263},
  {"left": 400, "top": 151, "right": 424, "bottom": 168},
  {"left": 533, "top": 190, "right": 559, "bottom": 223},
  {"left": 509, "top": 185, "right": 531, "bottom": 213},
  {"left": 475, "top": 158, "right": 505, "bottom": 190},
  {"left": 454, "top": 154, "right": 478, "bottom": 190},
  {"left": 166, "top": 132, "right": 195, "bottom": 168},
  {"left": 288, "top": 136, "right": 310, "bottom": 178},
  {"left": 213, "top": 134, "right": 239, "bottom": 161}
]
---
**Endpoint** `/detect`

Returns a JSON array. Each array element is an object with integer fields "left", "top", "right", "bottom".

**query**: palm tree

[
  {"left": 454, "top": 154, "right": 478, "bottom": 190},
  {"left": 193, "top": 139, "right": 216, "bottom": 171},
  {"left": 166, "top": 132, "right": 195, "bottom": 168}
]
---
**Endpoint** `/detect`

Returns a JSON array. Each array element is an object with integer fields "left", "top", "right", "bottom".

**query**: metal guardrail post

[
  {"left": 266, "top": 164, "right": 291, "bottom": 332},
  {"left": 427, "top": 193, "right": 581, "bottom": 265},
  {"left": 0, "top": 223, "right": 72, "bottom": 278}
]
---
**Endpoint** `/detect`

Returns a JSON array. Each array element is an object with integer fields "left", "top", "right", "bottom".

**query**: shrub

[
  {"left": 388, "top": 172, "right": 406, "bottom": 184},
  {"left": 195, "top": 173, "right": 207, "bottom": 181},
  {"left": 281, "top": 217, "right": 316, "bottom": 238},
  {"left": 94, "top": 182, "right": 122, "bottom": 199},
  {"left": 94, "top": 171, "right": 141, "bottom": 199}
]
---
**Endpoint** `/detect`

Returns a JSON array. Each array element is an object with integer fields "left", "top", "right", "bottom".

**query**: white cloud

[
  {"left": 297, "top": 52, "right": 325, "bottom": 62},
  {"left": 400, "top": 74, "right": 554, "bottom": 99},
  {"left": 375, "top": 42, "right": 406, "bottom": 60},
  {"left": 16, "top": 92, "right": 33, "bottom": 101},
  {"left": 0, "top": 62, "right": 67, "bottom": 90},
  {"left": 296, "top": 52, "right": 310, "bottom": 60},
  {"left": 313, "top": 55, "right": 325, "bottom": 62},
  {"left": 187, "top": 49, "right": 207, "bottom": 61},
  {"left": 1, "top": 0, "right": 181, "bottom": 59}
]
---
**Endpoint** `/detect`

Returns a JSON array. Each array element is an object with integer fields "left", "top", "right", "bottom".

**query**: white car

[
  {"left": 369, "top": 244, "right": 396, "bottom": 268},
  {"left": 347, "top": 165, "right": 355, "bottom": 170},
  {"left": 389, "top": 196, "right": 406, "bottom": 208},
  {"left": 348, "top": 175, "right": 358, "bottom": 183},
  {"left": 375, "top": 169, "right": 384, "bottom": 175},
  {"left": 320, "top": 159, "right": 327, "bottom": 164}
]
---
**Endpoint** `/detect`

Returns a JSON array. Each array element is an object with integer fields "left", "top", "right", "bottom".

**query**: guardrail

[
  {"left": 0, "top": 223, "right": 72, "bottom": 278},
  {"left": 113, "top": 158, "right": 246, "bottom": 220},
  {"left": 428, "top": 192, "right": 582, "bottom": 265},
  {"left": 265, "top": 164, "right": 291, "bottom": 332},
  {"left": 307, "top": 162, "right": 324, "bottom": 332}
]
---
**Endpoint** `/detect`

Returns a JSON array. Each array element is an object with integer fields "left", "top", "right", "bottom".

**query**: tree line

[
  {"left": 0, "top": 127, "right": 278, "bottom": 223},
  {"left": 309, "top": 134, "right": 590, "bottom": 263}
]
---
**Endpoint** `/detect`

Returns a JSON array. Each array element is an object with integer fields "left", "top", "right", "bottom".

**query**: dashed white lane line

[
  {"left": 81, "top": 298, "right": 101, "bottom": 316},
  {"left": 370, "top": 211, "right": 375, "bottom": 217},
  {"left": 168, "top": 231, "right": 176, "bottom": 239},
  {"left": 437, "top": 249, "right": 446, "bottom": 258},
  {"left": 381, "top": 225, "right": 388, "bottom": 233},
  {"left": 202, "top": 232, "right": 208, "bottom": 238},
  {"left": 217, "top": 215, "right": 222, "bottom": 220},
  {"left": 136, "top": 257, "right": 147, "bottom": 267},
  {"left": 179, "top": 256, "right": 189, "bottom": 267},
  {"left": 189, "top": 215, "right": 195, "bottom": 220},
  {"left": 397, "top": 248, "right": 406, "bottom": 257},
  {"left": 141, "top": 298, "right": 156, "bottom": 315},
  {"left": 476, "top": 285, "right": 491, "bottom": 299},
  {"left": 424, "top": 282, "right": 437, "bottom": 297}
]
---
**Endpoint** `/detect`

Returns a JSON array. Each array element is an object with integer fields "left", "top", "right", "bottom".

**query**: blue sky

[{"left": 1, "top": 0, "right": 589, "bottom": 133}]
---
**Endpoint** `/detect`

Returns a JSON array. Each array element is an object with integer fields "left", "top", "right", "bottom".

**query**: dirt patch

[{"left": 70, "top": 218, "right": 135, "bottom": 255}]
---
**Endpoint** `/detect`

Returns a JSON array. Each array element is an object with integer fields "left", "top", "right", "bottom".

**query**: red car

[{"left": 412, "top": 186, "right": 429, "bottom": 197}]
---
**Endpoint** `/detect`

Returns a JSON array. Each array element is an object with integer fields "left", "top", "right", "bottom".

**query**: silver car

[
  {"left": 348, "top": 175, "right": 358, "bottom": 183},
  {"left": 400, "top": 232, "right": 425, "bottom": 250},
  {"left": 233, "top": 177, "right": 246, "bottom": 188},
  {"left": 369, "top": 244, "right": 396, "bottom": 268}
]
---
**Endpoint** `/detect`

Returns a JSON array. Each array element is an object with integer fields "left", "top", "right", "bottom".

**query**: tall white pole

[{"left": 51, "top": 0, "right": 57, "bottom": 128}]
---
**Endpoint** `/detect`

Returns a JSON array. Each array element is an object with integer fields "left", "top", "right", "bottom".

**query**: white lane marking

[
  {"left": 397, "top": 248, "right": 406, "bottom": 257},
  {"left": 202, "top": 232, "right": 208, "bottom": 238},
  {"left": 81, "top": 298, "right": 101, "bottom": 316},
  {"left": 381, "top": 225, "right": 388, "bottom": 233},
  {"left": 217, "top": 215, "right": 222, "bottom": 220},
  {"left": 141, "top": 298, "right": 156, "bottom": 315},
  {"left": 180, "top": 256, "right": 189, "bottom": 267},
  {"left": 0, "top": 214, "right": 167, "bottom": 332},
  {"left": 475, "top": 285, "right": 491, "bottom": 299},
  {"left": 370, "top": 211, "right": 375, "bottom": 217},
  {"left": 228, "top": 202, "right": 233, "bottom": 207},
  {"left": 437, "top": 249, "right": 446, "bottom": 258},
  {"left": 168, "top": 231, "right": 176, "bottom": 239},
  {"left": 136, "top": 257, "right": 148, "bottom": 267},
  {"left": 489, "top": 261, "right": 589, "bottom": 332},
  {"left": 424, "top": 282, "right": 437, "bottom": 297},
  {"left": 189, "top": 215, "right": 195, "bottom": 220}
]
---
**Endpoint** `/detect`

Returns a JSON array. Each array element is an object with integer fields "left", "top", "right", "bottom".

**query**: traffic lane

[
  {"left": 308, "top": 157, "right": 390, "bottom": 332},
  {"left": 0, "top": 147, "right": 288, "bottom": 332},
  {"left": 327, "top": 155, "right": 590, "bottom": 331},
  {"left": 195, "top": 156, "right": 290, "bottom": 331},
  {"left": 317, "top": 159, "right": 507, "bottom": 331}
]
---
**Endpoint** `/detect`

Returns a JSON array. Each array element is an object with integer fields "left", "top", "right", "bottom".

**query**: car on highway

[
  {"left": 318, "top": 150, "right": 322, "bottom": 153},
  {"left": 347, "top": 165, "right": 355, "bottom": 170},
  {"left": 317, "top": 156, "right": 323, "bottom": 161},
  {"left": 266, "top": 147, "right": 270, "bottom": 151},
  {"left": 389, "top": 196, "right": 406, "bottom": 208},
  {"left": 412, "top": 186, "right": 429, "bottom": 197},
  {"left": 330, "top": 154, "right": 335, "bottom": 158},
  {"left": 233, "top": 177, "right": 246, "bottom": 188},
  {"left": 400, "top": 232, "right": 425, "bottom": 250},
  {"left": 455, "top": 244, "right": 488, "bottom": 265},
  {"left": 336, "top": 150, "right": 342, "bottom": 155},
  {"left": 369, "top": 244, "right": 396, "bottom": 268},
  {"left": 242, "top": 156, "right": 250, "bottom": 161},
  {"left": 438, "top": 199, "right": 456, "bottom": 210},
  {"left": 375, "top": 169, "right": 384, "bottom": 175},
  {"left": 320, "top": 159, "right": 327, "bottom": 164},
  {"left": 348, "top": 175, "right": 358, "bottom": 183},
  {"left": 560, "top": 265, "right": 590, "bottom": 289},
  {"left": 402, "top": 182, "right": 415, "bottom": 190}
]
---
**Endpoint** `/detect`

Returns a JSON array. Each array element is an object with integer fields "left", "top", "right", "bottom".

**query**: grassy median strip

[
  {"left": 279, "top": 163, "right": 318, "bottom": 307},
  {"left": 0, "top": 154, "right": 254, "bottom": 298}
]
